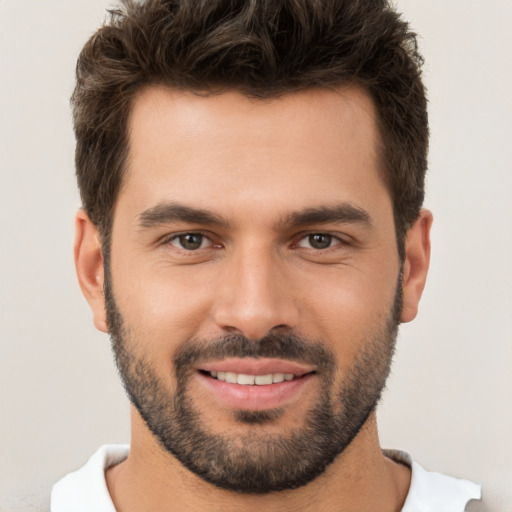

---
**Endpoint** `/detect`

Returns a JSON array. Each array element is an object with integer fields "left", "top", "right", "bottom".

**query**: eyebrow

[
  {"left": 282, "top": 203, "right": 372, "bottom": 229},
  {"left": 137, "top": 201, "right": 372, "bottom": 230},
  {"left": 137, "top": 202, "right": 231, "bottom": 229}
]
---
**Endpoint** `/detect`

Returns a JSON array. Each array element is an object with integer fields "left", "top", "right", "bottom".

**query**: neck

[{"left": 106, "top": 409, "right": 410, "bottom": 512}]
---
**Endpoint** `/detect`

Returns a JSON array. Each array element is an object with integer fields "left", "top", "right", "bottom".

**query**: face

[{"left": 96, "top": 86, "right": 408, "bottom": 492}]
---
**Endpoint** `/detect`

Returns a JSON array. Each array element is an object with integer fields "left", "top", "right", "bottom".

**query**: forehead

[{"left": 119, "top": 85, "right": 390, "bottom": 225}]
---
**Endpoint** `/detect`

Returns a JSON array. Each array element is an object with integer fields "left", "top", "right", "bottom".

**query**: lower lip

[{"left": 195, "top": 371, "right": 315, "bottom": 411}]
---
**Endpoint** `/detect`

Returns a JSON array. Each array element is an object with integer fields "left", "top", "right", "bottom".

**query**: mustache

[{"left": 173, "top": 332, "right": 336, "bottom": 372}]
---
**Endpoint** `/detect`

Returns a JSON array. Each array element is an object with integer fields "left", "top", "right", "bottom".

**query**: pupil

[
  {"left": 309, "top": 234, "right": 331, "bottom": 249},
  {"left": 180, "top": 234, "right": 202, "bottom": 250}
]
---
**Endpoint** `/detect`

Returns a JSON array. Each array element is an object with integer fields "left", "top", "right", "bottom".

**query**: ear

[
  {"left": 74, "top": 209, "right": 108, "bottom": 333},
  {"left": 400, "top": 209, "right": 433, "bottom": 323}
]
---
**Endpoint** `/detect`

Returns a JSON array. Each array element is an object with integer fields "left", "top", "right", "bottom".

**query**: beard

[{"left": 104, "top": 268, "right": 402, "bottom": 494}]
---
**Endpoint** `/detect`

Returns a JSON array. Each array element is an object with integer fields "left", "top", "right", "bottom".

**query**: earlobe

[
  {"left": 400, "top": 209, "right": 433, "bottom": 323},
  {"left": 74, "top": 209, "right": 108, "bottom": 333}
]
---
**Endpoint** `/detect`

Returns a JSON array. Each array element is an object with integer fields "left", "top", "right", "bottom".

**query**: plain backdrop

[{"left": 0, "top": 1, "right": 511, "bottom": 511}]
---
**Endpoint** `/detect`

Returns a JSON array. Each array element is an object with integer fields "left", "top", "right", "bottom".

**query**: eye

[
  {"left": 169, "top": 233, "right": 211, "bottom": 251},
  {"left": 297, "top": 233, "right": 340, "bottom": 250}
]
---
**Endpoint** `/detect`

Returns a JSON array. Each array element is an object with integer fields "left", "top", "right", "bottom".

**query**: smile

[
  {"left": 195, "top": 358, "right": 316, "bottom": 411},
  {"left": 207, "top": 371, "right": 296, "bottom": 385}
]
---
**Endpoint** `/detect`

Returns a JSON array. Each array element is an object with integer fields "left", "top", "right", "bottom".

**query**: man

[{"left": 51, "top": 0, "right": 481, "bottom": 510}]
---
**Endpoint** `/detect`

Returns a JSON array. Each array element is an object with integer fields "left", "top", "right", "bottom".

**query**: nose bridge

[{"left": 213, "top": 241, "right": 298, "bottom": 339}]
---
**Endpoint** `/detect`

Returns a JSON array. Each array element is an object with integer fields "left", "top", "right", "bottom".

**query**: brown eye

[
  {"left": 171, "top": 233, "right": 208, "bottom": 250},
  {"left": 307, "top": 234, "right": 333, "bottom": 249}
]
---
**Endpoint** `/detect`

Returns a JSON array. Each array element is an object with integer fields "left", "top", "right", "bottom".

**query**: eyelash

[
  {"left": 160, "top": 231, "right": 350, "bottom": 253},
  {"left": 294, "top": 233, "right": 348, "bottom": 251},
  {"left": 161, "top": 232, "right": 219, "bottom": 251}
]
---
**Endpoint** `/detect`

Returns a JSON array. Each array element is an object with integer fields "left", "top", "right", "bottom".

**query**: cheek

[
  {"left": 295, "top": 263, "right": 399, "bottom": 365},
  {"left": 112, "top": 259, "right": 214, "bottom": 359}
]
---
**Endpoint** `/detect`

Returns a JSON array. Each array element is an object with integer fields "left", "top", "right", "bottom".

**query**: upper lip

[{"left": 197, "top": 358, "right": 315, "bottom": 376}]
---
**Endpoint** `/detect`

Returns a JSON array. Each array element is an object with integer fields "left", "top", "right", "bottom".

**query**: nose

[{"left": 213, "top": 246, "right": 300, "bottom": 340}]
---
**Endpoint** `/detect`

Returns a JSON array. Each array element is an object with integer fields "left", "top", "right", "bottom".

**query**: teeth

[
  {"left": 225, "top": 372, "right": 237, "bottom": 384},
  {"left": 272, "top": 373, "right": 284, "bottom": 383},
  {"left": 211, "top": 371, "right": 297, "bottom": 385},
  {"left": 237, "top": 374, "right": 255, "bottom": 385},
  {"left": 255, "top": 374, "right": 273, "bottom": 385}
]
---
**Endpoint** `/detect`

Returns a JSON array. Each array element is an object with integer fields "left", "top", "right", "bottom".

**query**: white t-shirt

[{"left": 51, "top": 445, "right": 481, "bottom": 512}]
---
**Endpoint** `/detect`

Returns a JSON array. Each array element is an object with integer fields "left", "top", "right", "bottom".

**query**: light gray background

[{"left": 1, "top": 1, "right": 511, "bottom": 511}]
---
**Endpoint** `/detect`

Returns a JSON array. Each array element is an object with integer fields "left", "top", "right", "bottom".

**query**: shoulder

[
  {"left": 51, "top": 444, "right": 129, "bottom": 512},
  {"left": 384, "top": 449, "right": 481, "bottom": 512}
]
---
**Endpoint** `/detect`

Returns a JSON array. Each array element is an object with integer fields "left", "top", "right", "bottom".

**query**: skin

[{"left": 75, "top": 85, "right": 432, "bottom": 511}]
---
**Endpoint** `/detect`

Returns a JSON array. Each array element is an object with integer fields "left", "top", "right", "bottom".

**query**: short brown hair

[{"left": 72, "top": 0, "right": 428, "bottom": 256}]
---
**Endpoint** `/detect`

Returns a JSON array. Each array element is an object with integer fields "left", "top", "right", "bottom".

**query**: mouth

[
  {"left": 200, "top": 370, "right": 305, "bottom": 385},
  {"left": 195, "top": 358, "right": 316, "bottom": 411}
]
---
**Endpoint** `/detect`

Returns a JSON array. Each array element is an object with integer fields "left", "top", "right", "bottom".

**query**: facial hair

[{"left": 104, "top": 268, "right": 402, "bottom": 494}]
